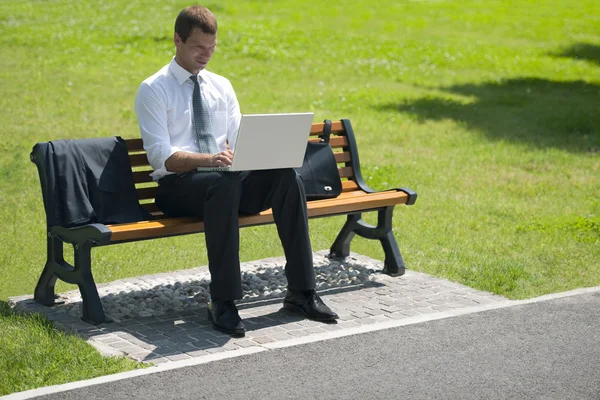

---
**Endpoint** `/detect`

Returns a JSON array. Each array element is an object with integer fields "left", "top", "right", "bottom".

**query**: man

[{"left": 135, "top": 5, "right": 338, "bottom": 336}]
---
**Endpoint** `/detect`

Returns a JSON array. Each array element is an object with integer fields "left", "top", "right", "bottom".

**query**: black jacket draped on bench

[{"left": 31, "top": 137, "right": 150, "bottom": 228}]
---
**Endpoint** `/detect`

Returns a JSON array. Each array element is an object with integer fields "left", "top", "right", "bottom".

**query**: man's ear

[{"left": 174, "top": 33, "right": 182, "bottom": 49}]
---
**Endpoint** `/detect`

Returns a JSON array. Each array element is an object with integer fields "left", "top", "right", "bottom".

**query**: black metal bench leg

[
  {"left": 74, "top": 241, "right": 109, "bottom": 325},
  {"left": 330, "top": 213, "right": 362, "bottom": 258},
  {"left": 34, "top": 235, "right": 62, "bottom": 306},
  {"left": 35, "top": 233, "right": 109, "bottom": 325},
  {"left": 380, "top": 229, "right": 406, "bottom": 276},
  {"left": 329, "top": 207, "right": 406, "bottom": 276},
  {"left": 377, "top": 207, "right": 406, "bottom": 276}
]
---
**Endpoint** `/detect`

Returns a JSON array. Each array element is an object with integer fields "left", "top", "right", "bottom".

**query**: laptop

[{"left": 196, "top": 112, "right": 314, "bottom": 172}]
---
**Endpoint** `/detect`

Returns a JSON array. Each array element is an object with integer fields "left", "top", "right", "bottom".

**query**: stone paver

[{"left": 9, "top": 251, "right": 507, "bottom": 365}]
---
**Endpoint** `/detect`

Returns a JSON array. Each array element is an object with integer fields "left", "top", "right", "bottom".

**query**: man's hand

[
  {"left": 210, "top": 150, "right": 233, "bottom": 167},
  {"left": 165, "top": 150, "right": 234, "bottom": 172}
]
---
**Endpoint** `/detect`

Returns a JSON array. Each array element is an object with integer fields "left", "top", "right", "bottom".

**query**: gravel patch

[{"left": 53, "top": 252, "right": 383, "bottom": 322}]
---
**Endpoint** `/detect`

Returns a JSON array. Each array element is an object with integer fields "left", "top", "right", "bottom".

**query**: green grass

[
  {"left": 1, "top": 0, "right": 599, "bottom": 394},
  {"left": 0, "top": 301, "right": 143, "bottom": 396}
]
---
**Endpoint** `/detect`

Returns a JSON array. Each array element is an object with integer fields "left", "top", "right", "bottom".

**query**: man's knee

[
  {"left": 207, "top": 172, "right": 243, "bottom": 199},
  {"left": 275, "top": 168, "right": 301, "bottom": 187}
]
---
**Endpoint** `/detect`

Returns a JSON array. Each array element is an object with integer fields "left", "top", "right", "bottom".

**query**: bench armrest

[
  {"left": 395, "top": 187, "right": 418, "bottom": 205},
  {"left": 50, "top": 223, "right": 112, "bottom": 247},
  {"left": 355, "top": 180, "right": 418, "bottom": 206}
]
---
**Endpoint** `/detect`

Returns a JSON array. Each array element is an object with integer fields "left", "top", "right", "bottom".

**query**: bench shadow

[
  {"left": 53, "top": 262, "right": 387, "bottom": 363},
  {"left": 378, "top": 78, "right": 600, "bottom": 153}
]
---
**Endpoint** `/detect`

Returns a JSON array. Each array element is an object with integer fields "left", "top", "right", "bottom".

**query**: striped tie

[{"left": 190, "top": 75, "right": 219, "bottom": 154}]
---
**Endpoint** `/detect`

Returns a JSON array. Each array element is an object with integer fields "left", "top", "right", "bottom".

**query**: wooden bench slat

[
  {"left": 129, "top": 140, "right": 349, "bottom": 170},
  {"left": 123, "top": 189, "right": 397, "bottom": 232},
  {"left": 342, "top": 180, "right": 359, "bottom": 192},
  {"left": 109, "top": 190, "right": 409, "bottom": 242},
  {"left": 133, "top": 170, "right": 154, "bottom": 184},
  {"left": 131, "top": 151, "right": 350, "bottom": 173},
  {"left": 112, "top": 191, "right": 408, "bottom": 236},
  {"left": 139, "top": 182, "right": 360, "bottom": 214},
  {"left": 310, "top": 121, "right": 344, "bottom": 134},
  {"left": 283, "top": 190, "right": 408, "bottom": 218},
  {"left": 130, "top": 153, "right": 150, "bottom": 167},
  {"left": 308, "top": 136, "right": 348, "bottom": 148},
  {"left": 126, "top": 138, "right": 144, "bottom": 151},
  {"left": 131, "top": 151, "right": 351, "bottom": 179},
  {"left": 137, "top": 187, "right": 158, "bottom": 200},
  {"left": 135, "top": 166, "right": 355, "bottom": 200},
  {"left": 126, "top": 121, "right": 346, "bottom": 152},
  {"left": 334, "top": 151, "right": 351, "bottom": 163},
  {"left": 339, "top": 166, "right": 354, "bottom": 178}
]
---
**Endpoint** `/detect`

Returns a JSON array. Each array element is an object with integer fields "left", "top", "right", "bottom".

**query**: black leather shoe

[
  {"left": 283, "top": 290, "right": 338, "bottom": 322},
  {"left": 207, "top": 300, "right": 246, "bottom": 337}
]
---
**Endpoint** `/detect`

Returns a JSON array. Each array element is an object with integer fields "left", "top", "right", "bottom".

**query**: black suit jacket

[{"left": 31, "top": 137, "right": 150, "bottom": 228}]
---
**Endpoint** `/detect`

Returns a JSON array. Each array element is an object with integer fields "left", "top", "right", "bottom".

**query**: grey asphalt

[{"left": 35, "top": 291, "right": 600, "bottom": 400}]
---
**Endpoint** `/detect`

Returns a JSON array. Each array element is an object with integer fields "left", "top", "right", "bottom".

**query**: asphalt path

[{"left": 32, "top": 291, "right": 600, "bottom": 400}]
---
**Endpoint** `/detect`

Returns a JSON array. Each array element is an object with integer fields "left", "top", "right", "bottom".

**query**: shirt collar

[{"left": 169, "top": 58, "right": 209, "bottom": 85}]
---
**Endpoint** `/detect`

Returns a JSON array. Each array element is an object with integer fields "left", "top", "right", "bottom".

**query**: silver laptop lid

[{"left": 229, "top": 112, "right": 314, "bottom": 171}]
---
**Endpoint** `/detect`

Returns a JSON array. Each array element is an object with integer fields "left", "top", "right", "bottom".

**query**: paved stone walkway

[{"left": 9, "top": 252, "right": 507, "bottom": 365}]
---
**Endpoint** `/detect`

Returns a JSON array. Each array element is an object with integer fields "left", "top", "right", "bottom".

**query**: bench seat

[{"left": 107, "top": 188, "right": 412, "bottom": 243}]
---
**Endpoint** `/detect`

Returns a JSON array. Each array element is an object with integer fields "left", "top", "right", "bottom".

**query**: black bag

[{"left": 295, "top": 119, "right": 342, "bottom": 200}]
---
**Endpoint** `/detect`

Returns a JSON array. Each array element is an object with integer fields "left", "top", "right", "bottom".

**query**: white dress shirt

[{"left": 135, "top": 58, "right": 241, "bottom": 180}]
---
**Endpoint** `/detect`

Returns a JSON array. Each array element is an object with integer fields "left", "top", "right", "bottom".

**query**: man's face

[{"left": 174, "top": 28, "right": 217, "bottom": 74}]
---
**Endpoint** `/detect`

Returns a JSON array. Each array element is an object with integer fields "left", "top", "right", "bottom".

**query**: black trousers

[{"left": 156, "top": 168, "right": 315, "bottom": 300}]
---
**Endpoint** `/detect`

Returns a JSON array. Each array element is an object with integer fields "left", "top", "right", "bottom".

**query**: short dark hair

[{"left": 175, "top": 5, "right": 217, "bottom": 42}]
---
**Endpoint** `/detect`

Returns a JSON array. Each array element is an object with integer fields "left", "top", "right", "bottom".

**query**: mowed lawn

[{"left": 1, "top": 0, "right": 599, "bottom": 394}]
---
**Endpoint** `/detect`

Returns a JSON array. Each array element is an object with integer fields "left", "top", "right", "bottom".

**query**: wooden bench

[{"left": 31, "top": 119, "right": 417, "bottom": 325}]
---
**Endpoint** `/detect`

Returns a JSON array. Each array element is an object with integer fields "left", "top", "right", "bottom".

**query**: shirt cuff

[{"left": 149, "top": 146, "right": 183, "bottom": 181}]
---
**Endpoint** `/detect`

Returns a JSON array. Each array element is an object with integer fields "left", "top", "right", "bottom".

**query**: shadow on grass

[
  {"left": 0, "top": 300, "right": 12, "bottom": 316},
  {"left": 379, "top": 78, "right": 600, "bottom": 153},
  {"left": 552, "top": 42, "right": 600, "bottom": 66}
]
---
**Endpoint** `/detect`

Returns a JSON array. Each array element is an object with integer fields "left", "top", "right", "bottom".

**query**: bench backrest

[{"left": 126, "top": 119, "right": 365, "bottom": 216}]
